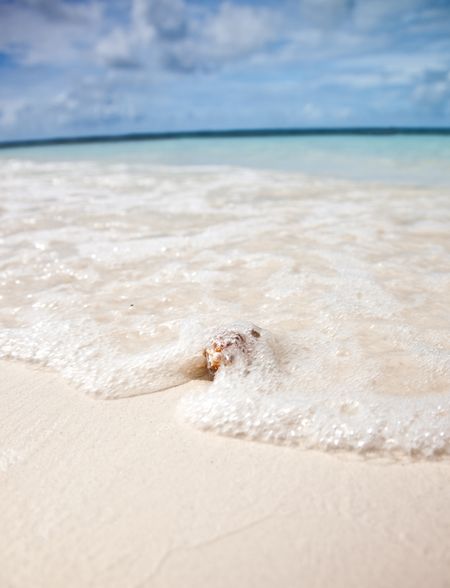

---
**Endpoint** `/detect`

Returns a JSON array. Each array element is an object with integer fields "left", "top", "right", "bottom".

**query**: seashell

[{"left": 204, "top": 323, "right": 261, "bottom": 377}]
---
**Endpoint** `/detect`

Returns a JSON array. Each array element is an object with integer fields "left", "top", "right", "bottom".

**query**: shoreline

[
  {"left": 1, "top": 137, "right": 450, "bottom": 189},
  {"left": 1, "top": 156, "right": 448, "bottom": 192},
  {"left": 2, "top": 359, "right": 450, "bottom": 588}
]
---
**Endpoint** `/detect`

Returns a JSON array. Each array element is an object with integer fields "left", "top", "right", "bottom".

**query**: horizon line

[{"left": 1, "top": 126, "right": 450, "bottom": 149}]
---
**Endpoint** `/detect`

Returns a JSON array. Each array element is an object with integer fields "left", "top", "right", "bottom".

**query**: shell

[{"left": 203, "top": 323, "right": 261, "bottom": 377}]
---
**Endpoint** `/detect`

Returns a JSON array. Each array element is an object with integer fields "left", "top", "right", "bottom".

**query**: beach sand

[{"left": 1, "top": 360, "right": 449, "bottom": 588}]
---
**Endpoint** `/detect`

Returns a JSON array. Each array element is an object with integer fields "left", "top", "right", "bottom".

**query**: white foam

[
  {"left": 0, "top": 159, "right": 449, "bottom": 458},
  {"left": 180, "top": 322, "right": 450, "bottom": 457}
]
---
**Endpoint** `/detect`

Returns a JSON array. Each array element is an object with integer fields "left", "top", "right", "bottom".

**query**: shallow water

[
  {"left": 2, "top": 133, "right": 450, "bottom": 186},
  {"left": 0, "top": 152, "right": 449, "bottom": 457}
]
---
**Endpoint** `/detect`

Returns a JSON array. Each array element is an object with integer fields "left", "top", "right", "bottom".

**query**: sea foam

[
  {"left": 181, "top": 321, "right": 450, "bottom": 457},
  {"left": 0, "top": 159, "right": 449, "bottom": 458}
]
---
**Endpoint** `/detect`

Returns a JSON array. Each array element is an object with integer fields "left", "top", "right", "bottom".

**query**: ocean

[{"left": 1, "top": 133, "right": 449, "bottom": 457}]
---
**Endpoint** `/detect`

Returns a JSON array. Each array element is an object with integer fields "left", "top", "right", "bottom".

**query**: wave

[{"left": 0, "top": 159, "right": 449, "bottom": 458}]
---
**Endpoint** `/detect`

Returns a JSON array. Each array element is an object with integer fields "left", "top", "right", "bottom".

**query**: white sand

[{"left": 1, "top": 359, "right": 449, "bottom": 588}]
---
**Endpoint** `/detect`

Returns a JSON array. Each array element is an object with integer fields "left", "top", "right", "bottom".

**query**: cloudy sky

[{"left": 0, "top": 0, "right": 449, "bottom": 140}]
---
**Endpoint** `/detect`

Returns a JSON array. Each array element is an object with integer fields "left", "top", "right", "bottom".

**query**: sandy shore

[{"left": 1, "top": 360, "right": 449, "bottom": 588}]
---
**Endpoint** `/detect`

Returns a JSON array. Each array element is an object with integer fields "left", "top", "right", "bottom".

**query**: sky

[{"left": 0, "top": 0, "right": 449, "bottom": 140}]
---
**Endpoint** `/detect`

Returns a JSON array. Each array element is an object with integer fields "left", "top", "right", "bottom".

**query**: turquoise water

[{"left": 1, "top": 134, "right": 449, "bottom": 186}]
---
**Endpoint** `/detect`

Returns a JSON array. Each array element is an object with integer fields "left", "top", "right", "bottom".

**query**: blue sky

[{"left": 0, "top": 0, "right": 449, "bottom": 140}]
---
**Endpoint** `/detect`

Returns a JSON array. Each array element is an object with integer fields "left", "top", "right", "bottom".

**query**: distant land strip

[{"left": 1, "top": 127, "right": 450, "bottom": 149}]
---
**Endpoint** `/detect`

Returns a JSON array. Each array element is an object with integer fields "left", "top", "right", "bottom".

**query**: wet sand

[{"left": 1, "top": 360, "right": 449, "bottom": 588}]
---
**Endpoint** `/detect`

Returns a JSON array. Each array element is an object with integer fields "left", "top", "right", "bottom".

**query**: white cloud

[
  {"left": 300, "top": 0, "right": 352, "bottom": 28},
  {"left": 161, "top": 2, "right": 279, "bottom": 72},
  {"left": 17, "top": 0, "right": 103, "bottom": 24},
  {"left": 352, "top": 0, "right": 424, "bottom": 29},
  {"left": 96, "top": 28, "right": 141, "bottom": 69},
  {"left": 413, "top": 70, "right": 450, "bottom": 113},
  {"left": 203, "top": 3, "right": 277, "bottom": 59},
  {"left": 132, "top": 0, "right": 187, "bottom": 41},
  {"left": 302, "top": 102, "right": 322, "bottom": 121},
  {"left": 0, "top": 99, "right": 29, "bottom": 127},
  {"left": 49, "top": 81, "right": 142, "bottom": 127},
  {"left": 0, "top": 0, "right": 103, "bottom": 65},
  {"left": 294, "top": 0, "right": 428, "bottom": 31},
  {"left": 94, "top": 0, "right": 280, "bottom": 73}
]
